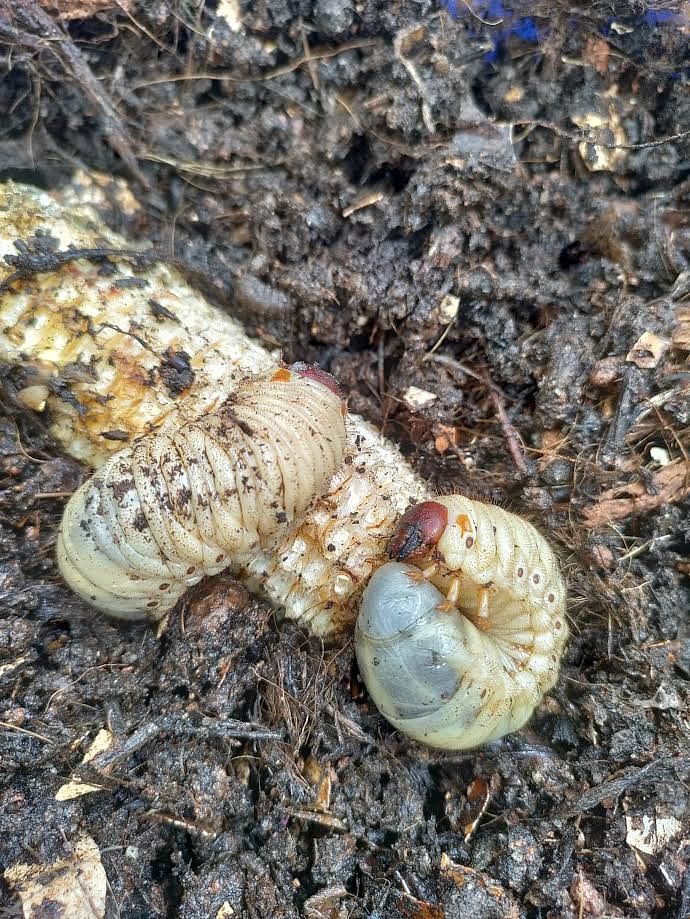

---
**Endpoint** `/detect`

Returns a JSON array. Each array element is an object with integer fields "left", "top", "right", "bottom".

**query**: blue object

[{"left": 443, "top": 1, "right": 682, "bottom": 64}]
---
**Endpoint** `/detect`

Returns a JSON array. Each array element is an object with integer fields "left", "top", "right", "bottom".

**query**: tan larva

[
  {"left": 0, "top": 180, "right": 426, "bottom": 634},
  {"left": 355, "top": 497, "right": 568, "bottom": 749},
  {"left": 57, "top": 368, "right": 347, "bottom": 619}
]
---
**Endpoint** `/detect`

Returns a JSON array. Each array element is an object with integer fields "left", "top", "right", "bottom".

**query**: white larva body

[
  {"left": 0, "top": 180, "right": 427, "bottom": 633},
  {"left": 1, "top": 181, "right": 569, "bottom": 748},
  {"left": 57, "top": 371, "right": 347, "bottom": 619},
  {"left": 355, "top": 498, "right": 568, "bottom": 749}
]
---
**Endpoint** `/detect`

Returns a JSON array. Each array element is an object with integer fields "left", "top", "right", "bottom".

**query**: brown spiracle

[{"left": 57, "top": 366, "right": 347, "bottom": 620}]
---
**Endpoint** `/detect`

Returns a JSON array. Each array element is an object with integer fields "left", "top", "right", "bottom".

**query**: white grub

[
  {"left": 0, "top": 180, "right": 427, "bottom": 634},
  {"left": 0, "top": 180, "right": 276, "bottom": 467},
  {"left": 57, "top": 370, "right": 347, "bottom": 620},
  {"left": 355, "top": 497, "right": 567, "bottom": 749}
]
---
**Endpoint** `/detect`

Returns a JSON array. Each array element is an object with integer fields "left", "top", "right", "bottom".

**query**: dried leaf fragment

[
  {"left": 4, "top": 835, "right": 107, "bottom": 919},
  {"left": 434, "top": 423, "right": 459, "bottom": 454},
  {"left": 38, "top": 0, "right": 131, "bottom": 19},
  {"left": 581, "top": 460, "right": 690, "bottom": 526},
  {"left": 626, "top": 331, "right": 671, "bottom": 369},
  {"left": 625, "top": 813, "right": 683, "bottom": 855},
  {"left": 55, "top": 728, "right": 114, "bottom": 800},
  {"left": 402, "top": 385, "right": 438, "bottom": 411}
]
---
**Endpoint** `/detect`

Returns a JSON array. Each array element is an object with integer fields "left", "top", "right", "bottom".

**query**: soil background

[{"left": 0, "top": 1, "right": 689, "bottom": 917}]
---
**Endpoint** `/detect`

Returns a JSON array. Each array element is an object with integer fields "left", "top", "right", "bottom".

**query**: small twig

[
  {"left": 393, "top": 26, "right": 435, "bottom": 134},
  {"left": 424, "top": 353, "right": 502, "bottom": 394},
  {"left": 455, "top": 0, "right": 503, "bottom": 26},
  {"left": 300, "top": 21, "right": 320, "bottom": 92},
  {"left": 88, "top": 713, "right": 283, "bottom": 772},
  {"left": 143, "top": 810, "right": 218, "bottom": 839},
  {"left": 377, "top": 334, "right": 386, "bottom": 401},
  {"left": 488, "top": 387, "right": 529, "bottom": 477},
  {"left": 139, "top": 152, "right": 278, "bottom": 178},
  {"left": 424, "top": 319, "right": 455, "bottom": 358},
  {"left": 31, "top": 491, "right": 75, "bottom": 500},
  {"left": 515, "top": 118, "right": 690, "bottom": 152},
  {"left": 131, "top": 38, "right": 378, "bottom": 90},
  {"left": 0, "top": 0, "right": 148, "bottom": 186},
  {"left": 425, "top": 352, "right": 528, "bottom": 475},
  {"left": 557, "top": 755, "right": 688, "bottom": 816},
  {"left": 0, "top": 720, "right": 55, "bottom": 745}
]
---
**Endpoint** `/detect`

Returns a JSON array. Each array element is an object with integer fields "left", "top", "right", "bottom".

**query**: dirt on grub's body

[{"left": 0, "top": 2, "right": 689, "bottom": 917}]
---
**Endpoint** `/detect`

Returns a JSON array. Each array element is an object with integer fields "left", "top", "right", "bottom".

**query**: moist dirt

[{"left": 0, "top": 2, "right": 688, "bottom": 917}]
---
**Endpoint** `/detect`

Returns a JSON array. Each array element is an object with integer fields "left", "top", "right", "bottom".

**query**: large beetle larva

[
  {"left": 57, "top": 366, "right": 347, "bottom": 619},
  {"left": 355, "top": 498, "right": 568, "bottom": 749},
  {"left": 2, "top": 182, "right": 571, "bottom": 749},
  {"left": 0, "top": 181, "right": 427, "bottom": 634}
]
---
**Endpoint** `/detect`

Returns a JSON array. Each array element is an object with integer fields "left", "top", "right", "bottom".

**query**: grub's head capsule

[
  {"left": 287, "top": 362, "right": 344, "bottom": 402},
  {"left": 387, "top": 501, "right": 448, "bottom": 562}
]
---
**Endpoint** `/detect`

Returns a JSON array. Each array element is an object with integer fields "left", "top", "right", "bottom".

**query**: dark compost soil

[{"left": 0, "top": 2, "right": 689, "bottom": 917}]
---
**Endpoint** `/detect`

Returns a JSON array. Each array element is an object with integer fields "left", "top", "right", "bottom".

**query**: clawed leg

[
  {"left": 405, "top": 562, "right": 438, "bottom": 584},
  {"left": 437, "top": 576, "right": 461, "bottom": 613},
  {"left": 464, "top": 587, "right": 491, "bottom": 630},
  {"left": 446, "top": 576, "right": 460, "bottom": 606}
]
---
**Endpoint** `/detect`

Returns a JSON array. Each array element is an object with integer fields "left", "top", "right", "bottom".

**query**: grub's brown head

[
  {"left": 388, "top": 501, "right": 449, "bottom": 562},
  {"left": 287, "top": 362, "right": 344, "bottom": 401}
]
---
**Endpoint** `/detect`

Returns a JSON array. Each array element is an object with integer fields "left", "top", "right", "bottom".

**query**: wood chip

[
  {"left": 434, "top": 423, "right": 459, "bottom": 454},
  {"left": 438, "top": 294, "right": 459, "bottom": 323},
  {"left": 673, "top": 305, "right": 690, "bottom": 351},
  {"left": 342, "top": 191, "right": 385, "bottom": 218}
]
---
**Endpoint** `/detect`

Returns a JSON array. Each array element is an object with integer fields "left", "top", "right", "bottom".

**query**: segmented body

[
  {"left": 57, "top": 368, "right": 347, "bottom": 619},
  {"left": 2, "top": 183, "right": 570, "bottom": 750},
  {"left": 0, "top": 181, "right": 426, "bottom": 633},
  {"left": 355, "top": 497, "right": 568, "bottom": 749}
]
